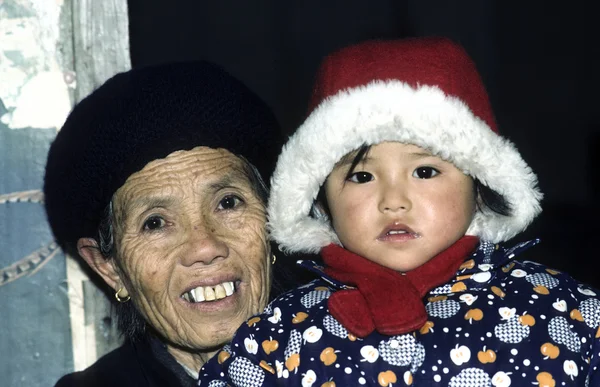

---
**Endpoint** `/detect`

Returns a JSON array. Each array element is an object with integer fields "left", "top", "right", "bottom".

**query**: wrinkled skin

[
  {"left": 79, "top": 147, "right": 271, "bottom": 370},
  {"left": 324, "top": 141, "right": 476, "bottom": 273}
]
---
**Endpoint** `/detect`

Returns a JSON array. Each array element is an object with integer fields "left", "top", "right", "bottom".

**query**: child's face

[{"left": 324, "top": 141, "right": 476, "bottom": 272}]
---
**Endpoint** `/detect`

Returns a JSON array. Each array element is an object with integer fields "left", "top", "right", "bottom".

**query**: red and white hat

[{"left": 268, "top": 37, "right": 542, "bottom": 253}]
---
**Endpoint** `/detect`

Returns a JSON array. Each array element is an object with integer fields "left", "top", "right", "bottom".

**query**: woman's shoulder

[
  {"left": 54, "top": 342, "right": 140, "bottom": 387},
  {"left": 55, "top": 341, "right": 153, "bottom": 387},
  {"left": 54, "top": 338, "right": 187, "bottom": 387}
]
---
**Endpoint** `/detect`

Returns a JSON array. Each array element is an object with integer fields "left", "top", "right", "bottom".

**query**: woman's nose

[
  {"left": 180, "top": 223, "right": 229, "bottom": 266},
  {"left": 378, "top": 182, "right": 411, "bottom": 213}
]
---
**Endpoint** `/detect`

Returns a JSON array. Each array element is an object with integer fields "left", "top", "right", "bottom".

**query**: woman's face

[
  {"left": 324, "top": 141, "right": 476, "bottom": 272},
  {"left": 111, "top": 146, "right": 271, "bottom": 353}
]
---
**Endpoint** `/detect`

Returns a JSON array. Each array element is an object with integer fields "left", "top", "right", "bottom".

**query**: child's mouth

[
  {"left": 387, "top": 230, "right": 408, "bottom": 235},
  {"left": 377, "top": 223, "right": 421, "bottom": 241}
]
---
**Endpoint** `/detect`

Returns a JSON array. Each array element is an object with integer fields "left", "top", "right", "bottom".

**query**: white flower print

[
  {"left": 244, "top": 336, "right": 258, "bottom": 355},
  {"left": 498, "top": 307, "right": 516, "bottom": 320},
  {"left": 360, "top": 345, "right": 379, "bottom": 363},
  {"left": 450, "top": 345, "right": 471, "bottom": 366},
  {"left": 478, "top": 263, "right": 493, "bottom": 271},
  {"left": 564, "top": 360, "right": 579, "bottom": 379},
  {"left": 302, "top": 326, "right": 323, "bottom": 344},
  {"left": 459, "top": 293, "right": 478, "bottom": 306},
  {"left": 552, "top": 299, "right": 567, "bottom": 312},
  {"left": 275, "top": 360, "right": 284, "bottom": 378},
  {"left": 471, "top": 271, "right": 492, "bottom": 283},
  {"left": 492, "top": 371, "right": 512, "bottom": 387},
  {"left": 301, "top": 370, "right": 317, "bottom": 387},
  {"left": 275, "top": 360, "right": 289, "bottom": 379},
  {"left": 268, "top": 307, "right": 282, "bottom": 324},
  {"left": 578, "top": 287, "right": 597, "bottom": 297}
]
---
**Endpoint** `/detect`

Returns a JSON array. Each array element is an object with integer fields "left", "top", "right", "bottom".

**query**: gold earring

[
  {"left": 115, "top": 287, "right": 130, "bottom": 303},
  {"left": 271, "top": 253, "right": 277, "bottom": 265}
]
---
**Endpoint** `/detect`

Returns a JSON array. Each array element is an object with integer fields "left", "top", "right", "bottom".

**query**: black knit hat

[{"left": 44, "top": 61, "right": 282, "bottom": 252}]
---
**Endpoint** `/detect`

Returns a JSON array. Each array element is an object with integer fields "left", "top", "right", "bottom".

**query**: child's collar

[{"left": 297, "top": 238, "right": 541, "bottom": 292}]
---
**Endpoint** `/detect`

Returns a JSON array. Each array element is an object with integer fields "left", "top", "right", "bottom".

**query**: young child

[{"left": 198, "top": 37, "right": 600, "bottom": 386}]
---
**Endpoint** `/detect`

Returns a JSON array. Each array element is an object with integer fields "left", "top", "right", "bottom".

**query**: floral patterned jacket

[{"left": 198, "top": 240, "right": 600, "bottom": 386}]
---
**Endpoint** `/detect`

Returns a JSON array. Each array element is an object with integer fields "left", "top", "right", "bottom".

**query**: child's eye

[
  {"left": 348, "top": 171, "right": 374, "bottom": 183},
  {"left": 413, "top": 167, "right": 440, "bottom": 179},
  {"left": 217, "top": 194, "right": 244, "bottom": 210},
  {"left": 143, "top": 215, "right": 166, "bottom": 231}
]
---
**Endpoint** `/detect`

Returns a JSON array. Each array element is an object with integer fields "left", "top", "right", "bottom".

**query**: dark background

[{"left": 127, "top": 1, "right": 598, "bottom": 287}]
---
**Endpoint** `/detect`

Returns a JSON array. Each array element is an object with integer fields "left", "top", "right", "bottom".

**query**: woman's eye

[
  {"left": 143, "top": 216, "right": 166, "bottom": 231},
  {"left": 217, "top": 195, "right": 243, "bottom": 210},
  {"left": 413, "top": 166, "right": 440, "bottom": 179},
  {"left": 348, "top": 171, "right": 374, "bottom": 184}
]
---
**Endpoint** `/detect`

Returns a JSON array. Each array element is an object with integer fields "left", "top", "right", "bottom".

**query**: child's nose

[{"left": 378, "top": 183, "right": 411, "bottom": 213}]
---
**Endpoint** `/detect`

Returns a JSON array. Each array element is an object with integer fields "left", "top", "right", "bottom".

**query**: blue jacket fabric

[{"left": 198, "top": 240, "right": 600, "bottom": 386}]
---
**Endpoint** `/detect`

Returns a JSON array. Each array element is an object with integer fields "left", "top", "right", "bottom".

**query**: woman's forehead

[
  {"left": 114, "top": 147, "right": 249, "bottom": 205},
  {"left": 143, "top": 146, "right": 240, "bottom": 171}
]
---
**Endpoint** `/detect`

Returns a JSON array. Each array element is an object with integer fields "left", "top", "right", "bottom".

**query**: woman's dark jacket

[{"left": 54, "top": 335, "right": 196, "bottom": 387}]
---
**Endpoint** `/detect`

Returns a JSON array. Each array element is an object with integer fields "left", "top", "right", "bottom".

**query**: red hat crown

[{"left": 309, "top": 37, "right": 498, "bottom": 133}]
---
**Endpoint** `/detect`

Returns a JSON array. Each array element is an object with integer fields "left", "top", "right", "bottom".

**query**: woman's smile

[
  {"left": 181, "top": 280, "right": 238, "bottom": 303},
  {"left": 179, "top": 283, "right": 240, "bottom": 313}
]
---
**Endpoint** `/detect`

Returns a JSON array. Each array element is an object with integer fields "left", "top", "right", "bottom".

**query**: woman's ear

[{"left": 77, "top": 237, "right": 121, "bottom": 291}]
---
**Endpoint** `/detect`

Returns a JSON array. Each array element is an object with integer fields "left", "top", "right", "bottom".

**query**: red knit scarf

[{"left": 322, "top": 235, "right": 479, "bottom": 337}]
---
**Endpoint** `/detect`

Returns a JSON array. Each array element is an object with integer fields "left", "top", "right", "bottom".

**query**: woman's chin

[
  {"left": 168, "top": 293, "right": 248, "bottom": 350},
  {"left": 169, "top": 281, "right": 266, "bottom": 350}
]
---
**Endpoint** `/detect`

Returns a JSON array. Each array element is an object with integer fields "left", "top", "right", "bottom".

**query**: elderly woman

[{"left": 43, "top": 61, "right": 284, "bottom": 386}]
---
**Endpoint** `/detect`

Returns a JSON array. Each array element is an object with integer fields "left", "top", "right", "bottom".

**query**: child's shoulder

[
  {"left": 504, "top": 257, "right": 600, "bottom": 302},
  {"left": 473, "top": 239, "right": 599, "bottom": 295},
  {"left": 484, "top": 241, "right": 600, "bottom": 320},
  {"left": 265, "top": 278, "right": 336, "bottom": 315}
]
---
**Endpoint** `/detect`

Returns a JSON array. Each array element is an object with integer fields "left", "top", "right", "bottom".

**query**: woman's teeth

[
  {"left": 388, "top": 230, "right": 407, "bottom": 235},
  {"left": 183, "top": 281, "right": 235, "bottom": 303}
]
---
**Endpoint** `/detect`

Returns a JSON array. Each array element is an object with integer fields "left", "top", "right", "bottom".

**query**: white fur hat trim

[{"left": 268, "top": 81, "right": 542, "bottom": 253}]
